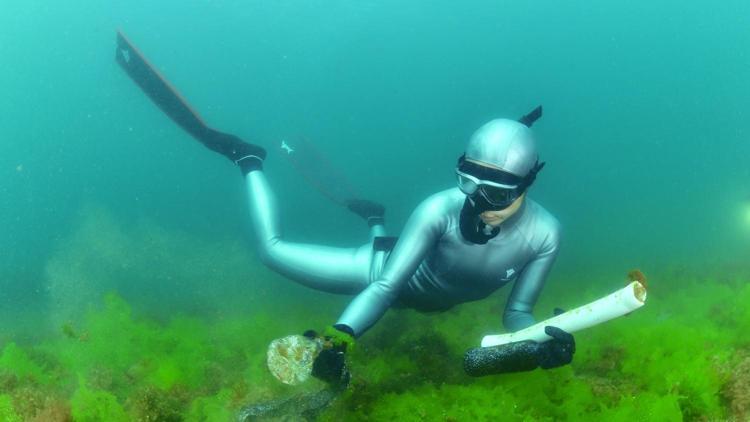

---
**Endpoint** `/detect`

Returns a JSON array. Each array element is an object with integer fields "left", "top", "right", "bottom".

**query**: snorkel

[{"left": 458, "top": 106, "right": 545, "bottom": 244}]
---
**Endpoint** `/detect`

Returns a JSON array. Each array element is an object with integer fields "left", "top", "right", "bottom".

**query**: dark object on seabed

[
  {"left": 237, "top": 377, "right": 349, "bottom": 421},
  {"left": 464, "top": 326, "right": 575, "bottom": 376}
]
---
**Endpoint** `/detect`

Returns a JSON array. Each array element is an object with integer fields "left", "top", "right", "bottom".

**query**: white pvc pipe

[{"left": 481, "top": 281, "right": 647, "bottom": 347}]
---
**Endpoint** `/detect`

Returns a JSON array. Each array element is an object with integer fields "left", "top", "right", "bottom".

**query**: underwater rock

[
  {"left": 237, "top": 385, "right": 344, "bottom": 421},
  {"left": 266, "top": 335, "right": 322, "bottom": 386}
]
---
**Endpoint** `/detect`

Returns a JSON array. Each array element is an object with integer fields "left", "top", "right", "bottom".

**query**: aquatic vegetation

[
  {"left": 0, "top": 394, "right": 22, "bottom": 422},
  {"left": 2, "top": 208, "right": 749, "bottom": 420},
  {"left": 185, "top": 389, "right": 234, "bottom": 422},
  {"left": 70, "top": 377, "right": 129, "bottom": 422},
  {"left": 321, "top": 269, "right": 750, "bottom": 421},
  {"left": 0, "top": 343, "right": 46, "bottom": 384},
  {"left": 0, "top": 269, "right": 748, "bottom": 420},
  {"left": 722, "top": 352, "right": 750, "bottom": 420}
]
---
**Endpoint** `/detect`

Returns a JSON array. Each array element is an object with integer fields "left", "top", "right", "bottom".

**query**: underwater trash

[
  {"left": 266, "top": 335, "right": 322, "bottom": 386},
  {"left": 465, "top": 276, "right": 647, "bottom": 377},
  {"left": 481, "top": 278, "right": 647, "bottom": 348}
]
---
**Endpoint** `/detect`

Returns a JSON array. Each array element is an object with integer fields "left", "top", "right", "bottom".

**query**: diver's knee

[
  {"left": 255, "top": 238, "right": 285, "bottom": 269},
  {"left": 369, "top": 224, "right": 386, "bottom": 239}
]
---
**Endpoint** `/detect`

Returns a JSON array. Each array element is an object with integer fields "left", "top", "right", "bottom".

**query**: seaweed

[
  {"left": 0, "top": 343, "right": 46, "bottom": 384},
  {"left": 0, "top": 394, "right": 21, "bottom": 422},
  {"left": 721, "top": 351, "right": 750, "bottom": 420},
  {"left": 70, "top": 377, "right": 129, "bottom": 422},
  {"left": 2, "top": 208, "right": 749, "bottom": 420},
  {"left": 0, "top": 270, "right": 744, "bottom": 421}
]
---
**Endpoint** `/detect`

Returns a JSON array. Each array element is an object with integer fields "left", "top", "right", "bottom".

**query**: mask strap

[{"left": 519, "top": 160, "right": 546, "bottom": 193}]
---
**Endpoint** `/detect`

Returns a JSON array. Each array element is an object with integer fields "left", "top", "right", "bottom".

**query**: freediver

[{"left": 115, "top": 31, "right": 575, "bottom": 384}]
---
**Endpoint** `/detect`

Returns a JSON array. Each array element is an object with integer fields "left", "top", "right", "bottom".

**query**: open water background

[{"left": 1, "top": 0, "right": 749, "bottom": 332}]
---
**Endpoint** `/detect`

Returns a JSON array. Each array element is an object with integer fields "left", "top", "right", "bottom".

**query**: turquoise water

[{"left": 1, "top": 1, "right": 749, "bottom": 420}]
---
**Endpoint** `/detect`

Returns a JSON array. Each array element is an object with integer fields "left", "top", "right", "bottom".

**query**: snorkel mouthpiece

[{"left": 459, "top": 197, "right": 500, "bottom": 244}]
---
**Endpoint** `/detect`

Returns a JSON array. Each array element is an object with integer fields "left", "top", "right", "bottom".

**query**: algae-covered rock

[
  {"left": 238, "top": 387, "right": 342, "bottom": 421},
  {"left": 267, "top": 335, "right": 322, "bottom": 386}
]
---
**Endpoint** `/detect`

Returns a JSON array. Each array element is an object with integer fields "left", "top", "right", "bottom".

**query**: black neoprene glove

[
  {"left": 537, "top": 326, "right": 576, "bottom": 369},
  {"left": 304, "top": 325, "right": 354, "bottom": 386}
]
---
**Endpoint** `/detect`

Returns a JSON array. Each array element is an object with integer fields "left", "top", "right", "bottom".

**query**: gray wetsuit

[{"left": 245, "top": 171, "right": 561, "bottom": 337}]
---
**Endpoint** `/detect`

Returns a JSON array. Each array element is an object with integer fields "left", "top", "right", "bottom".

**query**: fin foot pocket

[{"left": 346, "top": 199, "right": 386, "bottom": 225}]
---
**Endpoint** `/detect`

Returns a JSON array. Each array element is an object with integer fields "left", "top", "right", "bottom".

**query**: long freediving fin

[
  {"left": 115, "top": 30, "right": 267, "bottom": 169},
  {"left": 115, "top": 30, "right": 214, "bottom": 141}
]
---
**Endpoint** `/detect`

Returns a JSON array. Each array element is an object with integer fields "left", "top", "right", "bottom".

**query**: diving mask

[{"left": 456, "top": 158, "right": 524, "bottom": 210}]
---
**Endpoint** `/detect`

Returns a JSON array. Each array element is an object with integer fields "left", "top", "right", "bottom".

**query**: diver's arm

[
  {"left": 502, "top": 225, "right": 561, "bottom": 332},
  {"left": 336, "top": 196, "right": 448, "bottom": 337}
]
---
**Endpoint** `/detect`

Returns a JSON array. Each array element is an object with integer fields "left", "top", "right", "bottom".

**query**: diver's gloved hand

[
  {"left": 304, "top": 325, "right": 355, "bottom": 385},
  {"left": 537, "top": 326, "right": 575, "bottom": 369}
]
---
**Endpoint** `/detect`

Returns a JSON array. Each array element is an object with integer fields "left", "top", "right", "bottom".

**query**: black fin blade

[
  {"left": 115, "top": 30, "right": 210, "bottom": 142},
  {"left": 518, "top": 105, "right": 543, "bottom": 128}
]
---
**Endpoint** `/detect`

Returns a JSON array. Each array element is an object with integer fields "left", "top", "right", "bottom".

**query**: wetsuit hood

[{"left": 458, "top": 114, "right": 543, "bottom": 244}]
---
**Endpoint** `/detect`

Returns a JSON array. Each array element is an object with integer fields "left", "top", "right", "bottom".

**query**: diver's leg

[
  {"left": 115, "top": 33, "right": 375, "bottom": 293},
  {"left": 244, "top": 170, "right": 373, "bottom": 294},
  {"left": 369, "top": 221, "right": 386, "bottom": 241}
]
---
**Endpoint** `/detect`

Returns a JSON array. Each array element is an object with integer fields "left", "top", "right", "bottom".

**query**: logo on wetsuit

[{"left": 500, "top": 268, "right": 516, "bottom": 282}]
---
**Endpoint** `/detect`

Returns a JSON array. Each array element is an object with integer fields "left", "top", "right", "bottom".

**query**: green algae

[
  {"left": 3, "top": 208, "right": 750, "bottom": 420},
  {"left": 0, "top": 343, "right": 46, "bottom": 384},
  {"left": 70, "top": 376, "right": 129, "bottom": 422},
  {"left": 1, "top": 272, "right": 748, "bottom": 420},
  {"left": 0, "top": 394, "right": 21, "bottom": 422},
  {"left": 185, "top": 388, "right": 234, "bottom": 422},
  {"left": 321, "top": 271, "right": 750, "bottom": 421}
]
